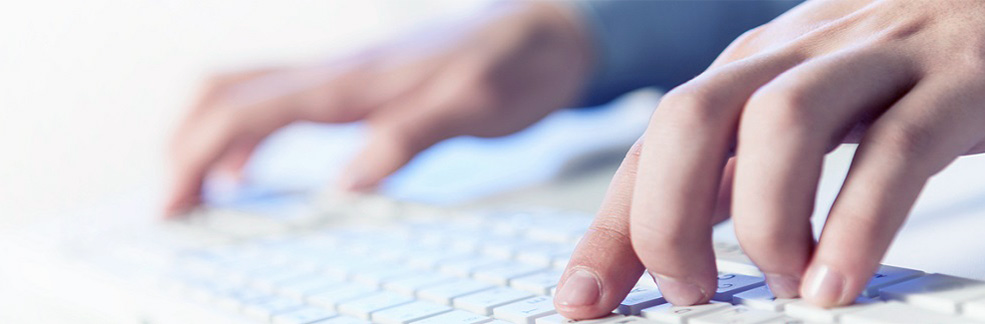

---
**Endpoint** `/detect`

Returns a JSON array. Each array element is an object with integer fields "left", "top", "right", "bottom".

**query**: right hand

[{"left": 165, "top": 2, "right": 593, "bottom": 215}]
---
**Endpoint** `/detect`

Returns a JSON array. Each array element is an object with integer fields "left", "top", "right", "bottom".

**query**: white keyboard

[{"left": 60, "top": 193, "right": 985, "bottom": 324}]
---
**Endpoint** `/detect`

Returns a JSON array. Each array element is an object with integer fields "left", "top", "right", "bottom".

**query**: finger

[
  {"left": 192, "top": 67, "right": 284, "bottom": 112},
  {"left": 214, "top": 136, "right": 263, "bottom": 180},
  {"left": 802, "top": 74, "right": 985, "bottom": 306},
  {"left": 732, "top": 47, "right": 917, "bottom": 298},
  {"left": 711, "top": 158, "right": 737, "bottom": 224},
  {"left": 632, "top": 50, "right": 807, "bottom": 306},
  {"left": 554, "top": 138, "right": 646, "bottom": 319},
  {"left": 166, "top": 100, "right": 296, "bottom": 215},
  {"left": 338, "top": 88, "right": 477, "bottom": 191}
]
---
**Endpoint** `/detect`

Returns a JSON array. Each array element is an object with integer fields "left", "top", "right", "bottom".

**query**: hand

[
  {"left": 165, "top": 2, "right": 592, "bottom": 215},
  {"left": 557, "top": 0, "right": 985, "bottom": 318}
]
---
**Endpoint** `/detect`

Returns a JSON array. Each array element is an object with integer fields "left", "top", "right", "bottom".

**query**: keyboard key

[
  {"left": 690, "top": 305, "right": 782, "bottom": 324},
  {"left": 278, "top": 276, "right": 346, "bottom": 300},
  {"left": 410, "top": 309, "right": 491, "bottom": 324},
  {"left": 371, "top": 300, "right": 452, "bottom": 324},
  {"left": 783, "top": 297, "right": 878, "bottom": 323},
  {"left": 732, "top": 286, "right": 797, "bottom": 312},
  {"left": 878, "top": 273, "right": 985, "bottom": 314},
  {"left": 474, "top": 262, "right": 547, "bottom": 285},
  {"left": 307, "top": 283, "right": 378, "bottom": 309},
  {"left": 353, "top": 266, "right": 419, "bottom": 286},
  {"left": 712, "top": 273, "right": 765, "bottom": 302},
  {"left": 535, "top": 314, "right": 627, "bottom": 324},
  {"left": 616, "top": 285, "right": 667, "bottom": 315},
  {"left": 713, "top": 243, "right": 761, "bottom": 276},
  {"left": 511, "top": 270, "right": 562, "bottom": 295},
  {"left": 242, "top": 296, "right": 305, "bottom": 321},
  {"left": 640, "top": 302, "right": 729, "bottom": 324},
  {"left": 272, "top": 306, "right": 338, "bottom": 324},
  {"left": 453, "top": 286, "right": 535, "bottom": 315},
  {"left": 515, "top": 245, "right": 573, "bottom": 267},
  {"left": 337, "top": 291, "right": 414, "bottom": 319},
  {"left": 597, "top": 317, "right": 663, "bottom": 323},
  {"left": 492, "top": 296, "right": 557, "bottom": 324},
  {"left": 214, "top": 288, "right": 272, "bottom": 311},
  {"left": 317, "top": 316, "right": 372, "bottom": 324},
  {"left": 418, "top": 278, "right": 496, "bottom": 305},
  {"left": 440, "top": 257, "right": 507, "bottom": 277},
  {"left": 759, "top": 316, "right": 819, "bottom": 324},
  {"left": 384, "top": 273, "right": 455, "bottom": 296},
  {"left": 862, "top": 265, "right": 924, "bottom": 298},
  {"left": 839, "top": 301, "right": 980, "bottom": 324}
]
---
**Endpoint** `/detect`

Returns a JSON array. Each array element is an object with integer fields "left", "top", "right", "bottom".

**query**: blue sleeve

[{"left": 573, "top": 0, "right": 803, "bottom": 107}]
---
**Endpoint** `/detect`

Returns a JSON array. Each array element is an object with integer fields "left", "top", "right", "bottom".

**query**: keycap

[
  {"left": 640, "top": 302, "right": 730, "bottom": 324},
  {"left": 473, "top": 262, "right": 548, "bottom": 285},
  {"left": 440, "top": 257, "right": 507, "bottom": 277},
  {"left": 511, "top": 270, "right": 562, "bottom": 295},
  {"left": 353, "top": 266, "right": 419, "bottom": 286},
  {"left": 278, "top": 276, "right": 346, "bottom": 300},
  {"left": 878, "top": 273, "right": 985, "bottom": 314},
  {"left": 861, "top": 265, "right": 924, "bottom": 298},
  {"left": 759, "top": 316, "right": 819, "bottom": 324},
  {"left": 384, "top": 272, "right": 455, "bottom": 296},
  {"left": 418, "top": 278, "right": 496, "bottom": 305},
  {"left": 337, "top": 291, "right": 414, "bottom": 319},
  {"left": 839, "top": 301, "right": 980, "bottom": 324},
  {"left": 712, "top": 273, "right": 765, "bottom": 302},
  {"left": 600, "top": 317, "right": 663, "bottom": 323},
  {"left": 272, "top": 306, "right": 338, "bottom": 324},
  {"left": 214, "top": 288, "right": 272, "bottom": 311},
  {"left": 242, "top": 296, "right": 305, "bottom": 320},
  {"left": 515, "top": 245, "right": 573, "bottom": 267},
  {"left": 317, "top": 316, "right": 372, "bottom": 324},
  {"left": 713, "top": 243, "right": 761, "bottom": 276},
  {"left": 370, "top": 300, "right": 452, "bottom": 324},
  {"left": 690, "top": 305, "right": 783, "bottom": 324},
  {"left": 410, "top": 309, "right": 491, "bottom": 324},
  {"left": 616, "top": 285, "right": 667, "bottom": 315},
  {"left": 732, "top": 286, "right": 797, "bottom": 312},
  {"left": 453, "top": 286, "right": 535, "bottom": 315},
  {"left": 307, "top": 283, "right": 378, "bottom": 309},
  {"left": 783, "top": 297, "right": 878, "bottom": 323},
  {"left": 493, "top": 296, "right": 558, "bottom": 324},
  {"left": 535, "top": 314, "right": 627, "bottom": 324}
]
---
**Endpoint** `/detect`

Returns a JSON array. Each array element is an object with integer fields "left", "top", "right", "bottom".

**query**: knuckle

[
  {"left": 741, "top": 87, "right": 818, "bottom": 141},
  {"left": 869, "top": 120, "right": 935, "bottom": 158},
  {"left": 652, "top": 85, "right": 727, "bottom": 132},
  {"left": 584, "top": 220, "right": 632, "bottom": 249}
]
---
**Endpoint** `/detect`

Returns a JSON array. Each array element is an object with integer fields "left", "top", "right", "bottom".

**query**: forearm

[{"left": 573, "top": 0, "right": 802, "bottom": 107}]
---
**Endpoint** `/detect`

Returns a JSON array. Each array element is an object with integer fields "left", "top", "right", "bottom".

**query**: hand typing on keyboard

[
  {"left": 556, "top": 0, "right": 985, "bottom": 320},
  {"left": 164, "top": 2, "right": 592, "bottom": 214}
]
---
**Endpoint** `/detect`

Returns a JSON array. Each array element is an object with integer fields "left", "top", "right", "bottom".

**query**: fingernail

[
  {"left": 764, "top": 273, "right": 801, "bottom": 298},
  {"left": 555, "top": 268, "right": 601, "bottom": 307},
  {"left": 803, "top": 265, "right": 846, "bottom": 306},
  {"left": 653, "top": 274, "right": 708, "bottom": 306}
]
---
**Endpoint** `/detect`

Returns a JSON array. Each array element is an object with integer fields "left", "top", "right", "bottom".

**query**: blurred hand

[
  {"left": 558, "top": 0, "right": 985, "bottom": 318},
  {"left": 166, "top": 2, "right": 592, "bottom": 215}
]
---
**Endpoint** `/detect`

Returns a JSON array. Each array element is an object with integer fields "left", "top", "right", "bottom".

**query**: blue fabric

[{"left": 573, "top": 0, "right": 802, "bottom": 107}]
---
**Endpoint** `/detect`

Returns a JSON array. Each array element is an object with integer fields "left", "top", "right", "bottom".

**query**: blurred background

[{"left": 0, "top": 0, "right": 497, "bottom": 225}]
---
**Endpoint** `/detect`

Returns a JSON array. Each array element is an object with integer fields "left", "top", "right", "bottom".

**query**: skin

[
  {"left": 558, "top": 0, "right": 985, "bottom": 319},
  {"left": 165, "top": 1, "right": 593, "bottom": 214},
  {"left": 168, "top": 0, "right": 985, "bottom": 318}
]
